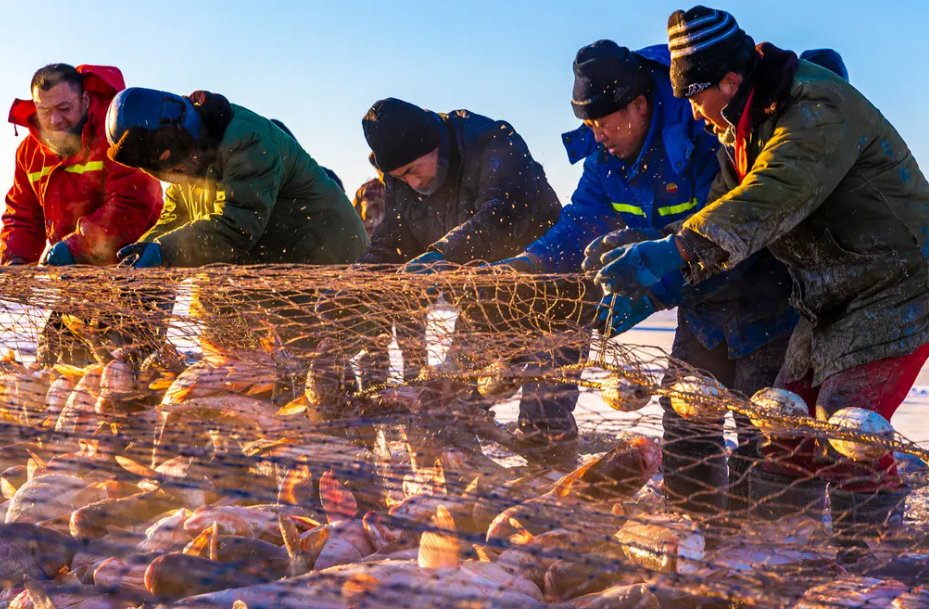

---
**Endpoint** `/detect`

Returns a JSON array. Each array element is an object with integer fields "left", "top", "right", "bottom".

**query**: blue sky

[{"left": 1, "top": 0, "right": 926, "bottom": 205}]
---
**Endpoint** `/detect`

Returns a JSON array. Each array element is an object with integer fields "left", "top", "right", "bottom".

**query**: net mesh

[{"left": 0, "top": 264, "right": 925, "bottom": 609}]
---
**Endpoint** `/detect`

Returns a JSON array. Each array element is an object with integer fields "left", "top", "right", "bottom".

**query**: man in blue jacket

[{"left": 498, "top": 40, "right": 799, "bottom": 518}]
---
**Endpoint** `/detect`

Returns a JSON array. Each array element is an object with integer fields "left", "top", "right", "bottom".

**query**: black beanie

[
  {"left": 362, "top": 98, "right": 442, "bottom": 173},
  {"left": 667, "top": 6, "right": 757, "bottom": 98},
  {"left": 572, "top": 40, "right": 654, "bottom": 120},
  {"left": 800, "top": 49, "right": 849, "bottom": 82}
]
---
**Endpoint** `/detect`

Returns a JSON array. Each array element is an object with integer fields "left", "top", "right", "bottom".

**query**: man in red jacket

[
  {"left": 2, "top": 64, "right": 163, "bottom": 363},
  {"left": 3, "top": 63, "right": 162, "bottom": 266}
]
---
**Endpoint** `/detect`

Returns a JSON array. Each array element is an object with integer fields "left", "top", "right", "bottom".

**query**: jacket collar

[
  {"left": 720, "top": 43, "right": 799, "bottom": 132},
  {"left": 562, "top": 44, "right": 692, "bottom": 175}
]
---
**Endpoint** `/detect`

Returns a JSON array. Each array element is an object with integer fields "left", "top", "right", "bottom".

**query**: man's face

[
  {"left": 688, "top": 74, "right": 742, "bottom": 141},
  {"left": 33, "top": 82, "right": 90, "bottom": 157},
  {"left": 388, "top": 148, "right": 440, "bottom": 192},
  {"left": 584, "top": 95, "right": 651, "bottom": 161},
  {"left": 359, "top": 196, "right": 385, "bottom": 238}
]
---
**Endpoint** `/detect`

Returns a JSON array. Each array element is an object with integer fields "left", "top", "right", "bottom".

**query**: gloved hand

[
  {"left": 40, "top": 242, "right": 76, "bottom": 267},
  {"left": 592, "top": 293, "right": 656, "bottom": 338},
  {"left": 487, "top": 252, "right": 542, "bottom": 273},
  {"left": 582, "top": 228, "right": 663, "bottom": 272},
  {"left": 117, "top": 243, "right": 165, "bottom": 268},
  {"left": 595, "top": 234, "right": 685, "bottom": 300},
  {"left": 401, "top": 251, "right": 449, "bottom": 275}
]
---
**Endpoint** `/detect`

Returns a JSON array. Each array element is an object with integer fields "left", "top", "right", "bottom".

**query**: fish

[
  {"left": 137, "top": 508, "right": 194, "bottom": 554},
  {"left": 6, "top": 474, "right": 106, "bottom": 525},
  {"left": 116, "top": 455, "right": 214, "bottom": 510},
  {"left": 550, "top": 583, "right": 661, "bottom": 609},
  {"left": 45, "top": 375, "right": 77, "bottom": 418},
  {"left": 892, "top": 591, "right": 929, "bottom": 609},
  {"left": 93, "top": 555, "right": 152, "bottom": 599},
  {"left": 70, "top": 489, "right": 178, "bottom": 540},
  {"left": 614, "top": 513, "right": 705, "bottom": 575},
  {"left": 303, "top": 471, "right": 375, "bottom": 571},
  {"left": 54, "top": 365, "right": 104, "bottom": 439},
  {"left": 144, "top": 552, "right": 271, "bottom": 600},
  {"left": 184, "top": 506, "right": 287, "bottom": 544},
  {"left": 486, "top": 437, "right": 661, "bottom": 543},
  {"left": 495, "top": 527, "right": 595, "bottom": 588},
  {"left": 0, "top": 523, "right": 78, "bottom": 587},
  {"left": 794, "top": 577, "right": 908, "bottom": 609},
  {"left": 160, "top": 357, "right": 276, "bottom": 407}
]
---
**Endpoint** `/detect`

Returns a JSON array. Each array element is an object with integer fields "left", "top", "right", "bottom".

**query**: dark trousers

[
  {"left": 659, "top": 308, "right": 791, "bottom": 517},
  {"left": 517, "top": 345, "right": 583, "bottom": 439}
]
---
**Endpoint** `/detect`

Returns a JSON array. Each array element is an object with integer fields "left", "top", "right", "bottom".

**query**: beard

[
  {"left": 40, "top": 114, "right": 88, "bottom": 158},
  {"left": 411, "top": 152, "right": 450, "bottom": 196}
]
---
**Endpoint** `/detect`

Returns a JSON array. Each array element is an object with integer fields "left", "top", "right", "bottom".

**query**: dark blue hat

[
  {"left": 800, "top": 49, "right": 849, "bottom": 82},
  {"left": 572, "top": 40, "right": 654, "bottom": 120},
  {"left": 106, "top": 87, "right": 205, "bottom": 170}
]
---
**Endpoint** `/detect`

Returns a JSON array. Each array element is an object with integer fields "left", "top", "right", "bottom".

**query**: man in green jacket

[
  {"left": 594, "top": 6, "right": 929, "bottom": 564},
  {"left": 105, "top": 88, "right": 369, "bottom": 352},
  {"left": 106, "top": 88, "right": 368, "bottom": 267}
]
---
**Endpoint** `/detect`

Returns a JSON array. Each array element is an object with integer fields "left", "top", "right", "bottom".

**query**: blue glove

[
  {"left": 595, "top": 235, "right": 685, "bottom": 300},
  {"left": 582, "top": 228, "right": 663, "bottom": 272},
  {"left": 117, "top": 243, "right": 164, "bottom": 268},
  {"left": 592, "top": 294, "right": 656, "bottom": 338},
  {"left": 487, "top": 252, "right": 542, "bottom": 273},
  {"left": 41, "top": 242, "right": 76, "bottom": 267},
  {"left": 401, "top": 251, "right": 448, "bottom": 275}
]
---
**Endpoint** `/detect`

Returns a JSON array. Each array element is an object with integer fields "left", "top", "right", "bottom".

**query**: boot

[
  {"left": 746, "top": 466, "right": 828, "bottom": 522},
  {"left": 512, "top": 423, "right": 579, "bottom": 470},
  {"left": 828, "top": 484, "right": 909, "bottom": 565},
  {"left": 662, "top": 449, "right": 729, "bottom": 521}
]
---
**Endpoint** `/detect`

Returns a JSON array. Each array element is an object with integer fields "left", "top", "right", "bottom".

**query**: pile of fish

[{"left": 0, "top": 334, "right": 923, "bottom": 609}]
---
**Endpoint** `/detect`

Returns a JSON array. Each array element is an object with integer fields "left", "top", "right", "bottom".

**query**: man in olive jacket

[
  {"left": 595, "top": 6, "right": 929, "bottom": 563},
  {"left": 105, "top": 88, "right": 369, "bottom": 353},
  {"left": 106, "top": 88, "right": 368, "bottom": 267}
]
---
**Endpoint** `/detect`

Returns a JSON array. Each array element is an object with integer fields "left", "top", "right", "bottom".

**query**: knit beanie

[
  {"left": 362, "top": 98, "right": 442, "bottom": 173},
  {"left": 571, "top": 40, "right": 654, "bottom": 120},
  {"left": 800, "top": 49, "right": 849, "bottom": 82},
  {"left": 667, "top": 6, "right": 756, "bottom": 98}
]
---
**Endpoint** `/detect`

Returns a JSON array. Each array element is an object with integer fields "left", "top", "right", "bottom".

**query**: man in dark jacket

[
  {"left": 357, "top": 97, "right": 563, "bottom": 458},
  {"left": 498, "top": 41, "right": 797, "bottom": 513},
  {"left": 358, "top": 98, "right": 560, "bottom": 268},
  {"left": 596, "top": 6, "right": 929, "bottom": 562}
]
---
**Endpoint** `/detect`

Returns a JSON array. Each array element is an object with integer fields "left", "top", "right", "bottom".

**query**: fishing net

[{"left": 0, "top": 263, "right": 925, "bottom": 609}]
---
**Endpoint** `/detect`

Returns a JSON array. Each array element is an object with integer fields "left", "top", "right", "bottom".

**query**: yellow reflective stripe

[
  {"left": 27, "top": 166, "right": 53, "bottom": 183},
  {"left": 64, "top": 161, "right": 104, "bottom": 175},
  {"left": 658, "top": 198, "right": 698, "bottom": 217},
  {"left": 611, "top": 202, "right": 646, "bottom": 217},
  {"left": 27, "top": 161, "right": 104, "bottom": 183}
]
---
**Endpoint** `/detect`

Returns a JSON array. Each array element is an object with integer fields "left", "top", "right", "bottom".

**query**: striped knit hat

[{"left": 667, "top": 6, "right": 756, "bottom": 98}]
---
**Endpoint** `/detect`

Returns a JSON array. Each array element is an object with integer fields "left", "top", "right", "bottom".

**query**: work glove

[
  {"left": 117, "top": 243, "right": 165, "bottom": 269},
  {"left": 400, "top": 252, "right": 448, "bottom": 275},
  {"left": 486, "top": 252, "right": 543, "bottom": 273},
  {"left": 595, "top": 234, "right": 685, "bottom": 300},
  {"left": 592, "top": 293, "right": 656, "bottom": 338},
  {"left": 400, "top": 251, "right": 449, "bottom": 275},
  {"left": 40, "top": 242, "right": 76, "bottom": 267},
  {"left": 582, "top": 228, "right": 663, "bottom": 273}
]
